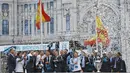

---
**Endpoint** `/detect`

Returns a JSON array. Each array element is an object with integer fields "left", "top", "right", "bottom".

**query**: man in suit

[
  {"left": 61, "top": 49, "right": 71, "bottom": 72},
  {"left": 52, "top": 51, "right": 63, "bottom": 72},
  {"left": 81, "top": 51, "right": 89, "bottom": 72},
  {"left": 7, "top": 48, "right": 16, "bottom": 73},
  {"left": 112, "top": 52, "right": 123, "bottom": 72},
  {"left": 44, "top": 50, "right": 53, "bottom": 72},
  {"left": 100, "top": 53, "right": 111, "bottom": 72},
  {"left": 26, "top": 51, "right": 34, "bottom": 73}
]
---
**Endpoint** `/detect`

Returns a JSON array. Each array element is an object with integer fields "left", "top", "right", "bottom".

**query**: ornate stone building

[{"left": 0, "top": 0, "right": 130, "bottom": 72}]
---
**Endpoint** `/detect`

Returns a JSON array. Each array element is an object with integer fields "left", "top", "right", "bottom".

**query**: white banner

[
  {"left": 51, "top": 43, "right": 56, "bottom": 50},
  {"left": 0, "top": 44, "right": 49, "bottom": 52},
  {"left": 59, "top": 41, "right": 69, "bottom": 51}
]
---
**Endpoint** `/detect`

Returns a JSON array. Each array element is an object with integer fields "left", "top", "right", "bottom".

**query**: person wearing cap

[{"left": 7, "top": 48, "right": 16, "bottom": 73}]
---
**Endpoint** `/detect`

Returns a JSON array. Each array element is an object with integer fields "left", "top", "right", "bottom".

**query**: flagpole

[
  {"left": 40, "top": 0, "right": 43, "bottom": 50},
  {"left": 95, "top": 0, "right": 99, "bottom": 52}
]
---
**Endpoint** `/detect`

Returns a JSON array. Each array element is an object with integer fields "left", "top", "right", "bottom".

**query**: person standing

[
  {"left": 86, "top": 54, "right": 96, "bottom": 72},
  {"left": 7, "top": 48, "right": 16, "bottom": 73},
  {"left": 81, "top": 51, "right": 89, "bottom": 72},
  {"left": 107, "top": 52, "right": 114, "bottom": 72},
  {"left": 32, "top": 51, "right": 39, "bottom": 73},
  {"left": 61, "top": 49, "right": 71, "bottom": 72},
  {"left": 53, "top": 51, "right": 63, "bottom": 72},
  {"left": 15, "top": 52, "right": 25, "bottom": 73},
  {"left": 100, "top": 53, "right": 111, "bottom": 72},
  {"left": 44, "top": 50, "right": 53, "bottom": 72},
  {"left": 113, "top": 52, "right": 126, "bottom": 72},
  {"left": 25, "top": 51, "right": 34, "bottom": 73},
  {"left": 36, "top": 51, "right": 46, "bottom": 72},
  {"left": 70, "top": 52, "right": 82, "bottom": 72}
]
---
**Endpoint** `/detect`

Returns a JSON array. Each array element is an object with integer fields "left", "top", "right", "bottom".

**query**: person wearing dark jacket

[
  {"left": 61, "top": 49, "right": 70, "bottom": 72},
  {"left": 32, "top": 51, "right": 38, "bottom": 72},
  {"left": 7, "top": 48, "right": 16, "bottom": 73},
  {"left": 100, "top": 53, "right": 111, "bottom": 72},
  {"left": 87, "top": 54, "right": 97, "bottom": 72},
  {"left": 81, "top": 55, "right": 89, "bottom": 72},
  {"left": 120, "top": 59, "right": 126, "bottom": 72},
  {"left": 112, "top": 52, "right": 125, "bottom": 72},
  {"left": 26, "top": 51, "right": 34, "bottom": 73},
  {"left": 53, "top": 51, "right": 64, "bottom": 72},
  {"left": 44, "top": 50, "right": 53, "bottom": 72}
]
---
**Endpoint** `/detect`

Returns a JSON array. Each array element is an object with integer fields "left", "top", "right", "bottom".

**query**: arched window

[
  {"left": 30, "top": 20, "right": 32, "bottom": 35},
  {"left": 21, "top": 20, "right": 23, "bottom": 35},
  {"left": 50, "top": 1, "right": 54, "bottom": 8},
  {"left": 17, "top": 5, "right": 19, "bottom": 13},
  {"left": 47, "top": 2, "right": 49, "bottom": 9},
  {"left": 66, "top": 13, "right": 70, "bottom": 31},
  {"left": 2, "top": 3, "right": 9, "bottom": 11},
  {"left": 34, "top": 20, "right": 36, "bottom": 35},
  {"left": 2, "top": 3, "right": 9, "bottom": 17},
  {"left": 29, "top": 4, "right": 31, "bottom": 12},
  {"left": 47, "top": 23, "right": 49, "bottom": 34},
  {"left": 17, "top": 20, "right": 19, "bottom": 35},
  {"left": 2, "top": 20, "right": 9, "bottom": 35},
  {"left": 24, "top": 4, "right": 28, "bottom": 12},
  {"left": 24, "top": 20, "right": 28, "bottom": 35},
  {"left": 34, "top": 4, "right": 37, "bottom": 12},
  {"left": 42, "top": 23, "right": 44, "bottom": 33},
  {"left": 50, "top": 18, "right": 54, "bottom": 34},
  {"left": 21, "top": 5, "right": 23, "bottom": 13}
]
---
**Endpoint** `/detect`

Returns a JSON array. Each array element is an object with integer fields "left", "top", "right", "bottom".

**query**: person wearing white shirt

[
  {"left": 15, "top": 52, "right": 25, "bottom": 73},
  {"left": 70, "top": 52, "right": 82, "bottom": 72},
  {"left": 36, "top": 51, "right": 46, "bottom": 72}
]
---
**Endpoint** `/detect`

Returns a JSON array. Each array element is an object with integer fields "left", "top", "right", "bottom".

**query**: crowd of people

[{"left": 7, "top": 48, "right": 126, "bottom": 73}]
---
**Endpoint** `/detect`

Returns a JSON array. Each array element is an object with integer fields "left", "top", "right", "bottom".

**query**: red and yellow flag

[
  {"left": 84, "top": 16, "right": 110, "bottom": 46},
  {"left": 36, "top": 0, "right": 51, "bottom": 29},
  {"left": 96, "top": 16, "right": 110, "bottom": 46}
]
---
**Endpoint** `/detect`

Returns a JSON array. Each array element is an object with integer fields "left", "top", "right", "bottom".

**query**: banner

[
  {"left": 51, "top": 43, "right": 56, "bottom": 50},
  {"left": 59, "top": 41, "right": 69, "bottom": 51},
  {"left": 0, "top": 44, "right": 48, "bottom": 52}
]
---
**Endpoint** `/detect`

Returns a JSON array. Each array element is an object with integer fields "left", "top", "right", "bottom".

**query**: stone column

[
  {"left": 28, "top": 4, "right": 30, "bottom": 35},
  {"left": 57, "top": 0, "right": 62, "bottom": 35},
  {"left": 19, "top": 5, "right": 22, "bottom": 36},
  {"left": 0, "top": 4, "right": 2, "bottom": 35},
  {"left": 31, "top": 4, "right": 34, "bottom": 36},
  {"left": 54, "top": 0, "right": 57, "bottom": 35},
  {"left": 14, "top": 0, "right": 17, "bottom": 35},
  {"left": 9, "top": 3, "right": 13, "bottom": 35}
]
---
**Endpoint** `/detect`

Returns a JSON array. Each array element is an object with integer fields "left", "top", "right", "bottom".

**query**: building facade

[{"left": 0, "top": 0, "right": 130, "bottom": 72}]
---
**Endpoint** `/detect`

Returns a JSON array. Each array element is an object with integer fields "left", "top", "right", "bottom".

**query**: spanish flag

[
  {"left": 36, "top": 0, "right": 51, "bottom": 29},
  {"left": 84, "top": 16, "right": 110, "bottom": 46},
  {"left": 96, "top": 16, "right": 110, "bottom": 46}
]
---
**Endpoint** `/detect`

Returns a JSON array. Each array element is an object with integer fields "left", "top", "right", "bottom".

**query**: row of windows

[
  {"left": 2, "top": 20, "right": 9, "bottom": 35},
  {"left": 17, "top": 1, "right": 54, "bottom": 13},
  {"left": 1, "top": 2, "right": 71, "bottom": 35},
  {"left": 1, "top": 15, "right": 70, "bottom": 35},
  {"left": 2, "top": 3, "right": 9, "bottom": 10}
]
